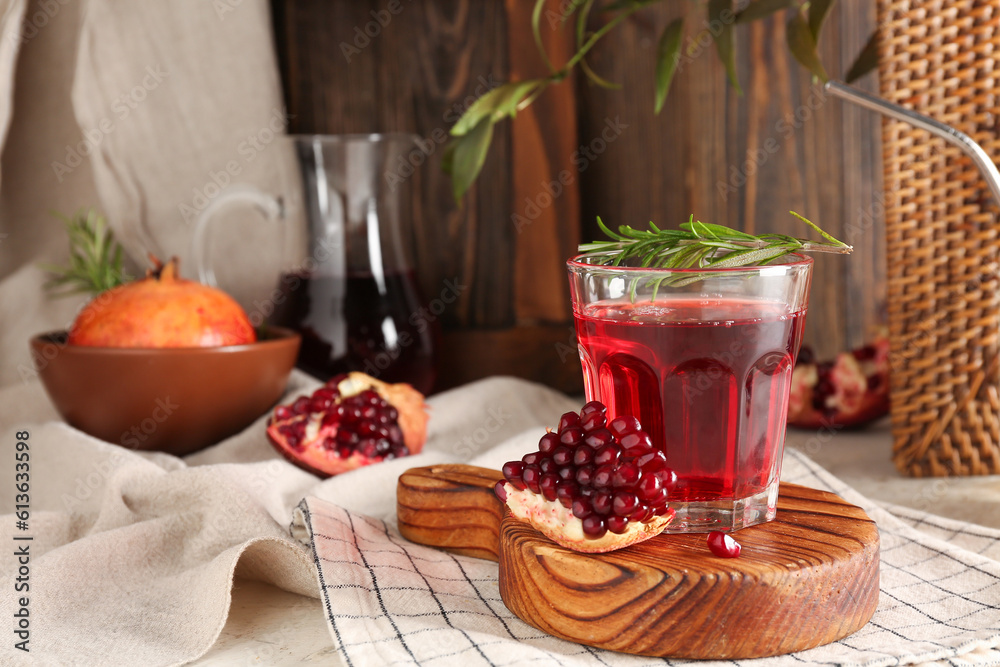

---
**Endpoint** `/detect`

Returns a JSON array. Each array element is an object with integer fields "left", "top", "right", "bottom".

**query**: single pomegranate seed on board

[{"left": 707, "top": 531, "right": 742, "bottom": 558}]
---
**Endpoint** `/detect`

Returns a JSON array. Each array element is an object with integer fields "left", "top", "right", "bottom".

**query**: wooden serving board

[{"left": 397, "top": 464, "right": 880, "bottom": 660}]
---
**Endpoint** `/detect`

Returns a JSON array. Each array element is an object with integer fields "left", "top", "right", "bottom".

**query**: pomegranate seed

[
  {"left": 584, "top": 429, "right": 613, "bottom": 449},
  {"left": 581, "top": 401, "right": 606, "bottom": 417},
  {"left": 274, "top": 405, "right": 293, "bottom": 420},
  {"left": 620, "top": 431, "right": 652, "bottom": 451},
  {"left": 609, "top": 416, "right": 640, "bottom": 435},
  {"left": 575, "top": 465, "right": 594, "bottom": 486},
  {"left": 572, "top": 497, "right": 593, "bottom": 519},
  {"left": 594, "top": 444, "right": 619, "bottom": 466},
  {"left": 539, "top": 457, "right": 557, "bottom": 474},
  {"left": 592, "top": 491, "right": 612, "bottom": 515},
  {"left": 637, "top": 475, "right": 662, "bottom": 501},
  {"left": 612, "top": 462, "right": 640, "bottom": 487},
  {"left": 555, "top": 481, "right": 578, "bottom": 507},
  {"left": 573, "top": 496, "right": 594, "bottom": 519},
  {"left": 359, "top": 440, "right": 379, "bottom": 458},
  {"left": 502, "top": 461, "right": 523, "bottom": 481},
  {"left": 552, "top": 445, "right": 574, "bottom": 466},
  {"left": 538, "top": 432, "right": 560, "bottom": 454},
  {"left": 292, "top": 397, "right": 311, "bottom": 415},
  {"left": 558, "top": 412, "right": 581, "bottom": 431},
  {"left": 629, "top": 505, "right": 652, "bottom": 523},
  {"left": 559, "top": 427, "right": 584, "bottom": 447},
  {"left": 558, "top": 466, "right": 575, "bottom": 481},
  {"left": 707, "top": 531, "right": 741, "bottom": 558},
  {"left": 612, "top": 492, "right": 639, "bottom": 517},
  {"left": 573, "top": 445, "right": 594, "bottom": 466},
  {"left": 606, "top": 515, "right": 628, "bottom": 534},
  {"left": 522, "top": 452, "right": 541, "bottom": 466},
  {"left": 592, "top": 464, "right": 614, "bottom": 489},
  {"left": 540, "top": 474, "right": 559, "bottom": 501},
  {"left": 522, "top": 466, "right": 541, "bottom": 493},
  {"left": 581, "top": 514, "right": 607, "bottom": 538},
  {"left": 580, "top": 411, "right": 607, "bottom": 432},
  {"left": 637, "top": 451, "right": 667, "bottom": 472},
  {"left": 494, "top": 480, "right": 507, "bottom": 502}
]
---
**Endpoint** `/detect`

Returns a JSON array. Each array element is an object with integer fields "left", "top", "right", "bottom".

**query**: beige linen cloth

[
  {"left": 0, "top": 373, "right": 579, "bottom": 665},
  {"left": 3, "top": 369, "right": 1000, "bottom": 666}
]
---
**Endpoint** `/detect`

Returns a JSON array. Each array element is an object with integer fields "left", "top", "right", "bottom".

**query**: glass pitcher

[{"left": 194, "top": 133, "right": 439, "bottom": 395}]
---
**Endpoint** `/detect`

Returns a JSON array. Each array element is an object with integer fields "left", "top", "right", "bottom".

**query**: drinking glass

[{"left": 567, "top": 253, "right": 812, "bottom": 532}]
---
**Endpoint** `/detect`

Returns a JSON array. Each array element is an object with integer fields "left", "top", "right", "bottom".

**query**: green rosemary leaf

[
  {"left": 43, "top": 208, "right": 131, "bottom": 296},
  {"left": 682, "top": 221, "right": 757, "bottom": 240},
  {"left": 788, "top": 210, "right": 846, "bottom": 247}
]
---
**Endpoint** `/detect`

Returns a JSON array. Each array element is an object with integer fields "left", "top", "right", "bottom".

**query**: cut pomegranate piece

[
  {"left": 707, "top": 530, "right": 741, "bottom": 558},
  {"left": 787, "top": 334, "right": 890, "bottom": 429},
  {"left": 495, "top": 402, "right": 676, "bottom": 553},
  {"left": 266, "top": 372, "right": 429, "bottom": 478}
]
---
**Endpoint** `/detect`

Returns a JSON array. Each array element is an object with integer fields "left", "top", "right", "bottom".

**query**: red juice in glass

[{"left": 568, "top": 256, "right": 812, "bottom": 532}]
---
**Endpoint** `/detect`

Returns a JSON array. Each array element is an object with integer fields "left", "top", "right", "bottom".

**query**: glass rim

[{"left": 566, "top": 251, "right": 813, "bottom": 275}]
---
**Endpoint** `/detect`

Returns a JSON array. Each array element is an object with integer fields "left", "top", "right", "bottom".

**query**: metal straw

[{"left": 823, "top": 79, "right": 1000, "bottom": 206}]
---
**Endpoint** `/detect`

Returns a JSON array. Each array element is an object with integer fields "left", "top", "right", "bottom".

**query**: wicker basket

[{"left": 878, "top": 0, "right": 1000, "bottom": 475}]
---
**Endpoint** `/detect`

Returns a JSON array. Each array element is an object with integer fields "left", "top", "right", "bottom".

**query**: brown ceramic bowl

[{"left": 30, "top": 327, "right": 300, "bottom": 456}]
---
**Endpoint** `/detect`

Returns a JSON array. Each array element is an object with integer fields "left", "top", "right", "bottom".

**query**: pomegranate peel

[
  {"left": 495, "top": 401, "right": 676, "bottom": 553},
  {"left": 266, "top": 372, "right": 429, "bottom": 478},
  {"left": 787, "top": 335, "right": 890, "bottom": 429}
]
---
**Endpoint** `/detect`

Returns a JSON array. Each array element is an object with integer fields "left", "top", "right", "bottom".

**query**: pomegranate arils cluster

[
  {"left": 496, "top": 401, "right": 677, "bottom": 552},
  {"left": 266, "top": 372, "right": 429, "bottom": 478},
  {"left": 271, "top": 379, "right": 408, "bottom": 460}
]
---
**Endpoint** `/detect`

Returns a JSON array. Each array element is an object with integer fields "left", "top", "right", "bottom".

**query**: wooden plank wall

[{"left": 271, "top": 0, "right": 885, "bottom": 395}]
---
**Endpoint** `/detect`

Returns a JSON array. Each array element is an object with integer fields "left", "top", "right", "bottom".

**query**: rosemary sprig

[
  {"left": 579, "top": 211, "right": 852, "bottom": 269},
  {"left": 41, "top": 209, "right": 131, "bottom": 296},
  {"left": 579, "top": 211, "right": 850, "bottom": 299}
]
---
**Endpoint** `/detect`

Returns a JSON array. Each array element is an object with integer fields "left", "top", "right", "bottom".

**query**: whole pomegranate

[
  {"left": 787, "top": 335, "right": 890, "bottom": 429},
  {"left": 495, "top": 401, "right": 676, "bottom": 553},
  {"left": 68, "top": 256, "right": 256, "bottom": 348},
  {"left": 266, "top": 372, "right": 430, "bottom": 477}
]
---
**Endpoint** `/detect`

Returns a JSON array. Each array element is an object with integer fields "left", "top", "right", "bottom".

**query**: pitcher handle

[{"left": 192, "top": 183, "right": 284, "bottom": 286}]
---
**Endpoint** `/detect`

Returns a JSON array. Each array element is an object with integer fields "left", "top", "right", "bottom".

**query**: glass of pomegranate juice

[{"left": 567, "top": 253, "right": 812, "bottom": 532}]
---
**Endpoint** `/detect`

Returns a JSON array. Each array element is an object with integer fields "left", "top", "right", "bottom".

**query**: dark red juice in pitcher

[
  {"left": 269, "top": 270, "right": 438, "bottom": 395},
  {"left": 574, "top": 297, "right": 805, "bottom": 504}
]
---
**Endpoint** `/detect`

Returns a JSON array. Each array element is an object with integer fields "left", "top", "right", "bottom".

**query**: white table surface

[{"left": 192, "top": 420, "right": 1000, "bottom": 665}]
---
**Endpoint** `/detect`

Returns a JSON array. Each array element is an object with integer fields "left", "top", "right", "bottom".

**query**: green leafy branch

[
  {"left": 445, "top": 0, "right": 879, "bottom": 201},
  {"left": 41, "top": 209, "right": 131, "bottom": 296}
]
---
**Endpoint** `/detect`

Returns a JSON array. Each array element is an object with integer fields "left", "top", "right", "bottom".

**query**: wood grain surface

[
  {"left": 397, "top": 464, "right": 504, "bottom": 561},
  {"left": 272, "top": 0, "right": 885, "bottom": 393},
  {"left": 397, "top": 464, "right": 880, "bottom": 659}
]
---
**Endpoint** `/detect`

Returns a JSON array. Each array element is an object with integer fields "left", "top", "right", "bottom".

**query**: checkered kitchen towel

[{"left": 290, "top": 449, "right": 1000, "bottom": 666}]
